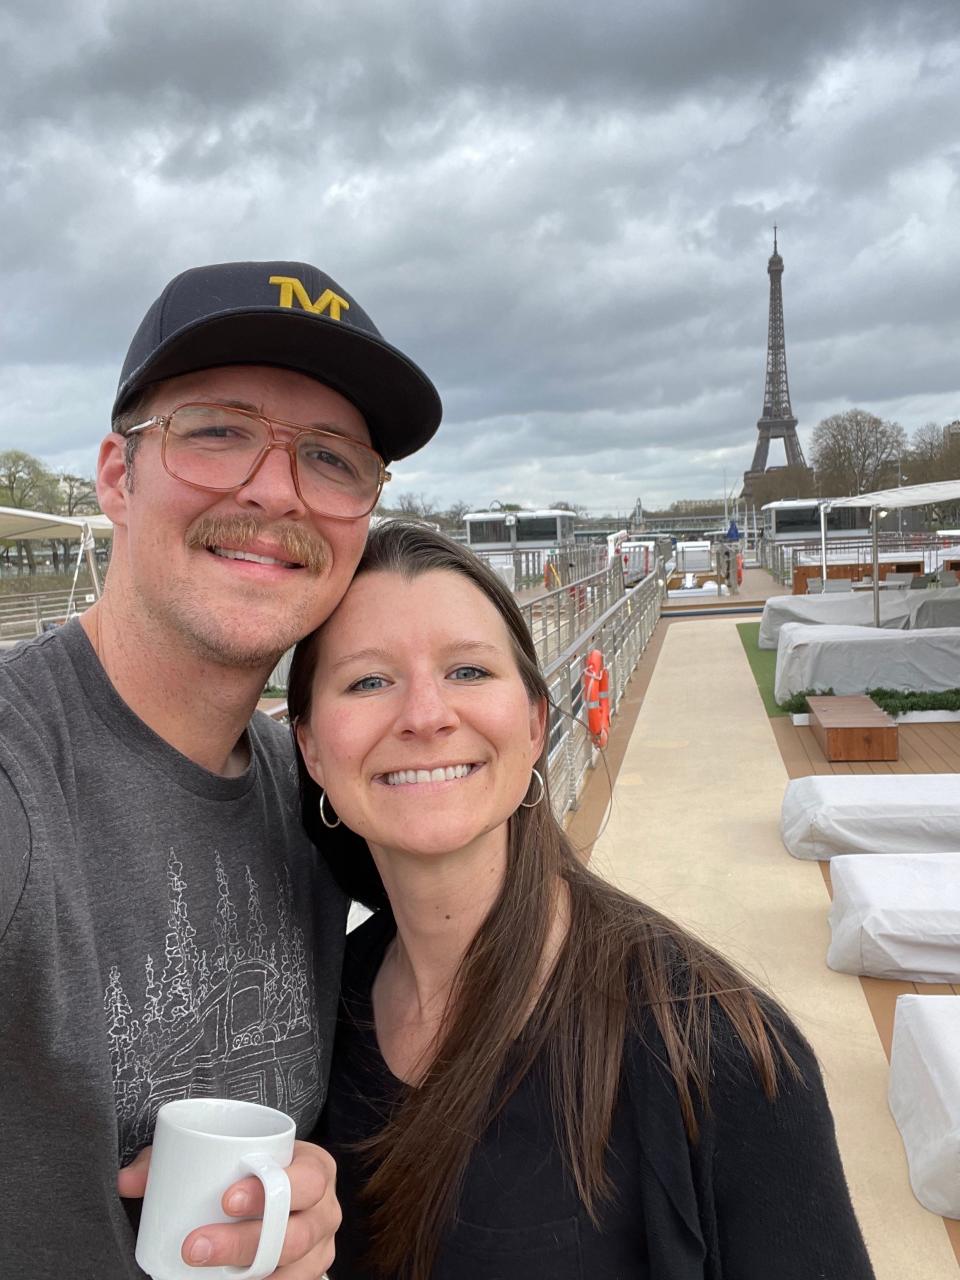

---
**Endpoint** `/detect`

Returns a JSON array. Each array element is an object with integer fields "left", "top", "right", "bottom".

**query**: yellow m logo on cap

[{"left": 269, "top": 276, "right": 350, "bottom": 320}]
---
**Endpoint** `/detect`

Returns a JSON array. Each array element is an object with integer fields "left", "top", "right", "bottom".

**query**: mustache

[{"left": 186, "top": 515, "right": 328, "bottom": 575}]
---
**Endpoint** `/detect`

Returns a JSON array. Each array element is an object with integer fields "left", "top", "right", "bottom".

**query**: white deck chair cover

[
  {"left": 781, "top": 775, "right": 960, "bottom": 860},
  {"left": 757, "top": 591, "right": 913, "bottom": 650},
  {"left": 827, "top": 853, "right": 960, "bottom": 981},
  {"left": 888, "top": 995, "right": 960, "bottom": 1218},
  {"left": 773, "top": 622, "right": 960, "bottom": 703},
  {"left": 907, "top": 586, "right": 960, "bottom": 629}
]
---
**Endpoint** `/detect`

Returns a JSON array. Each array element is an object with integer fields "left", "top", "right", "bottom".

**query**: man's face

[{"left": 100, "top": 364, "right": 374, "bottom": 669}]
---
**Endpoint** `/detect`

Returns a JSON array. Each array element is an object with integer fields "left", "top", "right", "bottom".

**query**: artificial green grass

[{"left": 736, "top": 622, "right": 788, "bottom": 717}]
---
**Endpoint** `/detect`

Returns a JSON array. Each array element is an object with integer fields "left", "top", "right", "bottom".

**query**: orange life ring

[
  {"left": 736, "top": 553, "right": 744, "bottom": 586},
  {"left": 583, "top": 648, "right": 610, "bottom": 749},
  {"left": 544, "top": 561, "right": 561, "bottom": 590}
]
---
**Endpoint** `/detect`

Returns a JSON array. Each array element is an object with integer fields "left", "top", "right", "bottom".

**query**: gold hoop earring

[
  {"left": 519, "top": 768, "right": 545, "bottom": 809},
  {"left": 319, "top": 789, "right": 341, "bottom": 829}
]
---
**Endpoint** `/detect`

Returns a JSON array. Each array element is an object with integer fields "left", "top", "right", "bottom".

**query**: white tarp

[
  {"left": 0, "top": 506, "right": 113, "bottom": 542},
  {"left": 830, "top": 479, "right": 960, "bottom": 511},
  {"left": 759, "top": 586, "right": 960, "bottom": 649},
  {"left": 888, "top": 995, "right": 960, "bottom": 1218},
  {"left": 758, "top": 591, "right": 913, "bottom": 649},
  {"left": 781, "top": 775, "right": 960, "bottom": 861},
  {"left": 774, "top": 622, "right": 960, "bottom": 703},
  {"left": 827, "top": 853, "right": 960, "bottom": 981},
  {"left": 908, "top": 589, "right": 960, "bottom": 629}
]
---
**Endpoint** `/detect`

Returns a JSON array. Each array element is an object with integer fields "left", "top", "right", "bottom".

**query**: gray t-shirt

[{"left": 0, "top": 621, "right": 346, "bottom": 1277}]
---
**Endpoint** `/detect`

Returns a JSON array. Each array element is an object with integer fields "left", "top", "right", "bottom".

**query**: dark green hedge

[{"left": 780, "top": 688, "right": 960, "bottom": 716}]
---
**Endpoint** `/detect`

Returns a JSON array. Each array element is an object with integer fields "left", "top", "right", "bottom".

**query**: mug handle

[{"left": 223, "top": 1152, "right": 292, "bottom": 1280}]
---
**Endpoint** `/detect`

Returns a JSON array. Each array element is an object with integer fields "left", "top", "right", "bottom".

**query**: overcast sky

[{"left": 2, "top": 0, "right": 959, "bottom": 515}]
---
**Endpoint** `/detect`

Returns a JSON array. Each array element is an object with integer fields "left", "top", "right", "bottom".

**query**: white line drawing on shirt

[{"left": 105, "top": 851, "right": 322, "bottom": 1162}]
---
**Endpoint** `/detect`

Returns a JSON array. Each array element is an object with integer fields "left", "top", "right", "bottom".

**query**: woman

[{"left": 288, "top": 522, "right": 874, "bottom": 1280}]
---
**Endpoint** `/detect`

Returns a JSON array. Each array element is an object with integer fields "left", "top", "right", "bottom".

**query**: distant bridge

[{"left": 636, "top": 515, "right": 727, "bottom": 534}]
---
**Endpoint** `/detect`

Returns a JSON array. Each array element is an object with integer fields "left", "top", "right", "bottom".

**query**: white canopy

[
  {"left": 0, "top": 506, "right": 113, "bottom": 542},
  {"left": 815, "top": 480, "right": 960, "bottom": 624},
  {"left": 827, "top": 480, "right": 960, "bottom": 511}
]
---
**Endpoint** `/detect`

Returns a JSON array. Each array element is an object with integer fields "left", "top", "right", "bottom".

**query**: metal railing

[
  {"left": 472, "top": 543, "right": 607, "bottom": 590},
  {"left": 762, "top": 533, "right": 960, "bottom": 586},
  {"left": 0, "top": 588, "right": 96, "bottom": 640},
  {"left": 543, "top": 566, "right": 663, "bottom": 822},
  {"left": 518, "top": 563, "right": 625, "bottom": 666}
]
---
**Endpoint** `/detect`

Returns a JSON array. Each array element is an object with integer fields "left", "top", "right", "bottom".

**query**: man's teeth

[
  {"left": 384, "top": 765, "right": 474, "bottom": 786},
  {"left": 211, "top": 546, "right": 295, "bottom": 567}
]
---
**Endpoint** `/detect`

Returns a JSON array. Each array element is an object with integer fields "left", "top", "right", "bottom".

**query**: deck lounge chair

[
  {"left": 823, "top": 578, "right": 853, "bottom": 593},
  {"left": 827, "top": 853, "right": 960, "bottom": 981},
  {"left": 780, "top": 774, "right": 960, "bottom": 860},
  {"left": 889, "top": 996, "right": 960, "bottom": 1217}
]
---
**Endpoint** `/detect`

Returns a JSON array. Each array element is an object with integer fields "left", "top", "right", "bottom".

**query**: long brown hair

[{"left": 288, "top": 521, "right": 795, "bottom": 1280}]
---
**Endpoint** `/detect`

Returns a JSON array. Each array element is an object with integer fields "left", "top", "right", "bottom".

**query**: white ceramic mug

[{"left": 134, "top": 1098, "right": 296, "bottom": 1280}]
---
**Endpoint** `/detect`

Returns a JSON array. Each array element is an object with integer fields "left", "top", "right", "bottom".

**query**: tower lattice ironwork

[{"left": 742, "top": 229, "right": 808, "bottom": 497}]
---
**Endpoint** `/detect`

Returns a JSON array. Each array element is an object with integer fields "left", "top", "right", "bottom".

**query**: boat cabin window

[{"left": 466, "top": 518, "right": 508, "bottom": 545}]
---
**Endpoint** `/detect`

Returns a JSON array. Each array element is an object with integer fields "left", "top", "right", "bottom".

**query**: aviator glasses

[{"left": 125, "top": 402, "right": 391, "bottom": 519}]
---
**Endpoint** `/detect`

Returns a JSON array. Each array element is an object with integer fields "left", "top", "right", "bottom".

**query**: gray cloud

[{"left": 2, "top": 0, "right": 960, "bottom": 513}]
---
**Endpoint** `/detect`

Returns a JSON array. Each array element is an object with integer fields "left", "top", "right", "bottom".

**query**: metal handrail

[
  {"left": 472, "top": 543, "right": 607, "bottom": 590},
  {"left": 762, "top": 532, "right": 960, "bottom": 586},
  {"left": 0, "top": 588, "right": 94, "bottom": 639},
  {"left": 542, "top": 566, "right": 663, "bottom": 821},
  {"left": 518, "top": 563, "right": 625, "bottom": 666}
]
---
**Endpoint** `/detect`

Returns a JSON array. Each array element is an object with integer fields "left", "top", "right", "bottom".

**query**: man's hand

[{"left": 118, "top": 1140, "right": 340, "bottom": 1278}]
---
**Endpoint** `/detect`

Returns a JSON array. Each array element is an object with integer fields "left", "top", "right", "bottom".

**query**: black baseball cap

[{"left": 113, "top": 260, "right": 442, "bottom": 463}]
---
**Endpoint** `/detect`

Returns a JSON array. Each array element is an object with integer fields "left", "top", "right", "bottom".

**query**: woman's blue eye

[
  {"left": 349, "top": 674, "right": 389, "bottom": 692},
  {"left": 449, "top": 665, "right": 489, "bottom": 681}
]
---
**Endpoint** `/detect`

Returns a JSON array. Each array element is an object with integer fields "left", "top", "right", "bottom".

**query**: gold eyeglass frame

[{"left": 125, "top": 401, "right": 391, "bottom": 520}]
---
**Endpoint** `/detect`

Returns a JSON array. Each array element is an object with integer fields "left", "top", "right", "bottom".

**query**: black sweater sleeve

[{"left": 704, "top": 1011, "right": 876, "bottom": 1280}]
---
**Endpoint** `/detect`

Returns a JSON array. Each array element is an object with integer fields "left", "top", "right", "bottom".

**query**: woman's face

[{"left": 297, "top": 569, "right": 547, "bottom": 862}]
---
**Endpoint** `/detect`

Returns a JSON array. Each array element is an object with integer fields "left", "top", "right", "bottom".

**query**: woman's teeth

[{"left": 384, "top": 765, "right": 474, "bottom": 786}]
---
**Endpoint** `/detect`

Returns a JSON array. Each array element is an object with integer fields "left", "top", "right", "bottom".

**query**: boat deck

[{"left": 581, "top": 610, "right": 959, "bottom": 1279}]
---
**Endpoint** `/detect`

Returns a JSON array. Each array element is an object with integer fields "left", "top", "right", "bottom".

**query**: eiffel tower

[{"left": 742, "top": 229, "right": 809, "bottom": 498}]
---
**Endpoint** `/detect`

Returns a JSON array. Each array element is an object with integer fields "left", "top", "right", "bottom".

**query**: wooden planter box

[{"left": 807, "top": 695, "right": 899, "bottom": 762}]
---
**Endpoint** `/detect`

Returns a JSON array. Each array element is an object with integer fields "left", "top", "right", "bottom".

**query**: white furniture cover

[
  {"left": 758, "top": 591, "right": 914, "bottom": 650},
  {"left": 888, "top": 995, "right": 960, "bottom": 1218},
  {"left": 774, "top": 622, "right": 960, "bottom": 703},
  {"left": 781, "top": 775, "right": 960, "bottom": 861},
  {"left": 827, "top": 853, "right": 960, "bottom": 981},
  {"left": 907, "top": 586, "right": 960, "bottom": 630}
]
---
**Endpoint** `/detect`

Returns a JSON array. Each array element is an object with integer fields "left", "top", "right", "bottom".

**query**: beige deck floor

[{"left": 589, "top": 617, "right": 957, "bottom": 1279}]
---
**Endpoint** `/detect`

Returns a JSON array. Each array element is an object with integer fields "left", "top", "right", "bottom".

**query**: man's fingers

[
  {"left": 180, "top": 1142, "right": 341, "bottom": 1269},
  {"left": 117, "top": 1146, "right": 152, "bottom": 1198},
  {"left": 222, "top": 1142, "right": 335, "bottom": 1217},
  {"left": 180, "top": 1212, "right": 333, "bottom": 1271}
]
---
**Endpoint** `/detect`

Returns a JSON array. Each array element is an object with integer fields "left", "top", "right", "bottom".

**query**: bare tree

[
  {"left": 810, "top": 409, "right": 907, "bottom": 496},
  {"left": 749, "top": 466, "right": 817, "bottom": 508},
  {"left": 397, "top": 492, "right": 438, "bottom": 519},
  {"left": 0, "top": 450, "right": 59, "bottom": 572},
  {"left": 444, "top": 499, "right": 471, "bottom": 525},
  {"left": 57, "top": 472, "right": 99, "bottom": 516}
]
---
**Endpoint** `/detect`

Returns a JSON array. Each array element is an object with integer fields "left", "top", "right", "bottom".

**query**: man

[{"left": 0, "top": 261, "right": 441, "bottom": 1276}]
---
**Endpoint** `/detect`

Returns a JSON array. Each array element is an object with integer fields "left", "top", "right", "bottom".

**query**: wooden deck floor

[
  {"left": 771, "top": 713, "right": 960, "bottom": 1263},
  {"left": 772, "top": 716, "right": 960, "bottom": 776}
]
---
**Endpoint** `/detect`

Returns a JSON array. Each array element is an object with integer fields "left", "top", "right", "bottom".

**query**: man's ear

[
  {"left": 295, "top": 719, "right": 325, "bottom": 788},
  {"left": 96, "top": 433, "right": 132, "bottom": 526}
]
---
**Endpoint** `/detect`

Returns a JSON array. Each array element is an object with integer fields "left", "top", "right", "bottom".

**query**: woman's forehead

[{"left": 322, "top": 568, "right": 511, "bottom": 648}]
